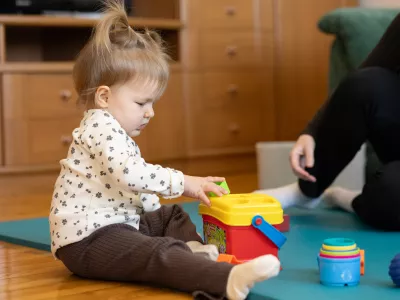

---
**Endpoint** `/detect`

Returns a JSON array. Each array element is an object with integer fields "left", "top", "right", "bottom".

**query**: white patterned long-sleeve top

[{"left": 49, "top": 109, "right": 184, "bottom": 257}]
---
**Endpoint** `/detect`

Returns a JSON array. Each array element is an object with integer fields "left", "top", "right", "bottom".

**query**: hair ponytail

[
  {"left": 93, "top": 0, "right": 163, "bottom": 53},
  {"left": 73, "top": 0, "right": 170, "bottom": 109},
  {"left": 93, "top": 0, "right": 135, "bottom": 53}
]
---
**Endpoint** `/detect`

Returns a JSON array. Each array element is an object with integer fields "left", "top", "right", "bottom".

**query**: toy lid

[
  {"left": 199, "top": 193, "right": 283, "bottom": 226},
  {"left": 323, "top": 238, "right": 356, "bottom": 247}
]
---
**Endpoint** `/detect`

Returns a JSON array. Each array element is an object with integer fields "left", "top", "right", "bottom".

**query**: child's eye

[{"left": 135, "top": 102, "right": 145, "bottom": 106}]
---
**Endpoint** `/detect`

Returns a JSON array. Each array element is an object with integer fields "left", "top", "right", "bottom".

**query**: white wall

[{"left": 360, "top": 0, "right": 400, "bottom": 7}]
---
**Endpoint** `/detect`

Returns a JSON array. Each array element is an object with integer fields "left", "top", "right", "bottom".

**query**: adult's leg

[
  {"left": 254, "top": 67, "right": 400, "bottom": 209},
  {"left": 300, "top": 66, "right": 400, "bottom": 198},
  {"left": 56, "top": 223, "right": 281, "bottom": 299},
  {"left": 351, "top": 161, "right": 400, "bottom": 231}
]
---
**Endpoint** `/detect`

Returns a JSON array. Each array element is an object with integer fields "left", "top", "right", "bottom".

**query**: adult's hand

[{"left": 289, "top": 134, "right": 316, "bottom": 182}]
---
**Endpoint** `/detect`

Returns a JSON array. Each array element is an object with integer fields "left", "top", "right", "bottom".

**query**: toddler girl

[{"left": 49, "top": 1, "right": 281, "bottom": 299}]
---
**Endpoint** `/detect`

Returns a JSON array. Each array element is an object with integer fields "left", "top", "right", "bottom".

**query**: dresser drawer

[
  {"left": 3, "top": 73, "right": 79, "bottom": 120},
  {"left": 4, "top": 117, "right": 81, "bottom": 166},
  {"left": 199, "top": 0, "right": 254, "bottom": 29},
  {"left": 200, "top": 31, "right": 263, "bottom": 68},
  {"left": 198, "top": 71, "right": 264, "bottom": 110},
  {"left": 191, "top": 109, "right": 263, "bottom": 151}
]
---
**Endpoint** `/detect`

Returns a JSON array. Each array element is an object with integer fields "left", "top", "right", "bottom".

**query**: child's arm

[
  {"left": 80, "top": 117, "right": 183, "bottom": 199},
  {"left": 140, "top": 193, "right": 161, "bottom": 212}
]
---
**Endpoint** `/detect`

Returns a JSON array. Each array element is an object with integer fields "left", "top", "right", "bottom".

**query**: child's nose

[{"left": 145, "top": 107, "right": 154, "bottom": 118}]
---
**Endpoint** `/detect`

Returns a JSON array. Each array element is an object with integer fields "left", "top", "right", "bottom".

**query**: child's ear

[{"left": 95, "top": 86, "right": 111, "bottom": 108}]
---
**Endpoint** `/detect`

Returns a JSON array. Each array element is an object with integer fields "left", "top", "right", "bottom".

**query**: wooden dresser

[
  {"left": 0, "top": 0, "right": 359, "bottom": 177},
  {"left": 181, "top": 0, "right": 275, "bottom": 155},
  {"left": 0, "top": 0, "right": 275, "bottom": 176},
  {"left": 178, "top": 0, "right": 276, "bottom": 175},
  {"left": 0, "top": 15, "right": 184, "bottom": 174}
]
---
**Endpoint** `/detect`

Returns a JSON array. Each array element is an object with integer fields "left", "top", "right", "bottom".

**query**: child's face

[{"left": 106, "top": 81, "right": 157, "bottom": 137}]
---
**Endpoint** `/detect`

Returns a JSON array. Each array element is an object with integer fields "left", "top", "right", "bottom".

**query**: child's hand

[{"left": 183, "top": 175, "right": 228, "bottom": 207}]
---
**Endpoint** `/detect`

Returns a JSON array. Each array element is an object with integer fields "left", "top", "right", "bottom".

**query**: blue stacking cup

[{"left": 317, "top": 255, "right": 361, "bottom": 286}]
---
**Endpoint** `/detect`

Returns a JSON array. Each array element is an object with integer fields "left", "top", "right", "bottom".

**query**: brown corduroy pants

[{"left": 56, "top": 204, "right": 233, "bottom": 299}]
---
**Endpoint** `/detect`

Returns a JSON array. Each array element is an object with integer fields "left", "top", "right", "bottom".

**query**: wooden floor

[{"left": 0, "top": 172, "right": 259, "bottom": 300}]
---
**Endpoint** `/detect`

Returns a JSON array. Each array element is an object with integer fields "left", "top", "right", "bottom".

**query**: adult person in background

[{"left": 255, "top": 13, "right": 400, "bottom": 231}]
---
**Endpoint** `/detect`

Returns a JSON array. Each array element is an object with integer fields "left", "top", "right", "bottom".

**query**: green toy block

[{"left": 208, "top": 181, "right": 231, "bottom": 197}]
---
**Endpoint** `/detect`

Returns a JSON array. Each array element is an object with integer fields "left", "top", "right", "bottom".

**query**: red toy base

[
  {"left": 276, "top": 214, "right": 290, "bottom": 232},
  {"left": 202, "top": 215, "right": 279, "bottom": 261}
]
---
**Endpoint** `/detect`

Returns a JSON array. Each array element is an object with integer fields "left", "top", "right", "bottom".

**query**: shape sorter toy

[{"left": 199, "top": 193, "right": 287, "bottom": 262}]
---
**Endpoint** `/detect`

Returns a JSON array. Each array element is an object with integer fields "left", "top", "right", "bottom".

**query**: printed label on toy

[{"left": 203, "top": 221, "right": 227, "bottom": 253}]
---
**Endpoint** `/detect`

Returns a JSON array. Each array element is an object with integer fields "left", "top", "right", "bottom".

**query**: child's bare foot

[
  {"left": 186, "top": 241, "right": 219, "bottom": 261},
  {"left": 226, "top": 254, "right": 281, "bottom": 300}
]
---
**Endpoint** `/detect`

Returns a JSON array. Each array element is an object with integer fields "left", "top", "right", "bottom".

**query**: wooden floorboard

[{"left": 0, "top": 172, "right": 259, "bottom": 300}]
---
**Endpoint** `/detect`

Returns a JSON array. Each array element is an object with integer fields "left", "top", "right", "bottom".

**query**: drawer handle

[
  {"left": 60, "top": 90, "right": 72, "bottom": 102},
  {"left": 225, "top": 6, "right": 236, "bottom": 16},
  {"left": 227, "top": 84, "right": 238, "bottom": 94},
  {"left": 60, "top": 135, "right": 73, "bottom": 145},
  {"left": 228, "top": 123, "right": 240, "bottom": 134},
  {"left": 226, "top": 46, "right": 237, "bottom": 56}
]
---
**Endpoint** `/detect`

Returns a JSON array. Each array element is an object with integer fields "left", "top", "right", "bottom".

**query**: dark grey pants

[
  {"left": 56, "top": 204, "right": 233, "bottom": 298},
  {"left": 299, "top": 67, "right": 400, "bottom": 231}
]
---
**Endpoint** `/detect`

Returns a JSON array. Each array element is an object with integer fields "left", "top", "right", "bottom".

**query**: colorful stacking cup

[{"left": 317, "top": 238, "right": 364, "bottom": 286}]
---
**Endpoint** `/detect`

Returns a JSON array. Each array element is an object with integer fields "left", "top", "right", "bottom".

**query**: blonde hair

[{"left": 73, "top": 0, "right": 170, "bottom": 109}]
